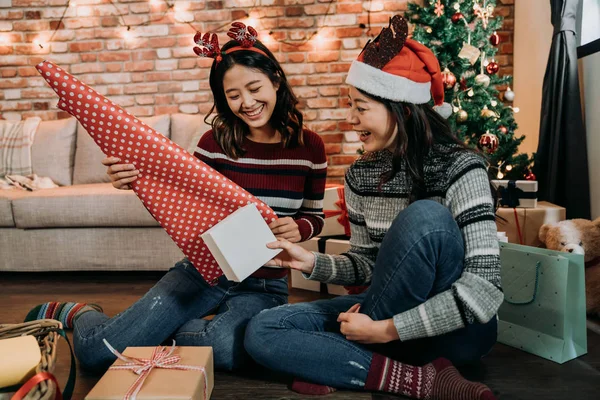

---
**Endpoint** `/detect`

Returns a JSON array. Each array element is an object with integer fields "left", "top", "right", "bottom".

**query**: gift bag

[{"left": 497, "top": 242, "right": 587, "bottom": 364}]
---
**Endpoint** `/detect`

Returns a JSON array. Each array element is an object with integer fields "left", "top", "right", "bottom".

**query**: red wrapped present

[{"left": 36, "top": 61, "right": 277, "bottom": 283}]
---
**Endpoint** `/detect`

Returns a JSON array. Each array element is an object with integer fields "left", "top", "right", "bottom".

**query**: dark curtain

[{"left": 534, "top": 0, "right": 590, "bottom": 219}]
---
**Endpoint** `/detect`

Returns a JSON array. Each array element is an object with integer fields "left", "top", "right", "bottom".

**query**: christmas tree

[{"left": 405, "top": 0, "right": 534, "bottom": 180}]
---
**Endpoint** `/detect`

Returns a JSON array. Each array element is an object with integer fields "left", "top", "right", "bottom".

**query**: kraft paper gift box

[
  {"left": 495, "top": 201, "right": 566, "bottom": 247},
  {"left": 85, "top": 346, "right": 214, "bottom": 400},
  {"left": 290, "top": 238, "right": 321, "bottom": 292},
  {"left": 492, "top": 179, "right": 538, "bottom": 208},
  {"left": 320, "top": 185, "right": 350, "bottom": 237},
  {"left": 201, "top": 203, "right": 282, "bottom": 282}
]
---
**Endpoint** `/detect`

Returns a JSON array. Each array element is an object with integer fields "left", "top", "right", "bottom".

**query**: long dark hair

[
  {"left": 206, "top": 39, "right": 304, "bottom": 159},
  {"left": 358, "top": 89, "right": 479, "bottom": 203}
]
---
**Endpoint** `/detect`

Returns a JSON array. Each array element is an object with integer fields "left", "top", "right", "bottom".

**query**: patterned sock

[
  {"left": 25, "top": 302, "right": 103, "bottom": 329},
  {"left": 365, "top": 354, "right": 496, "bottom": 400},
  {"left": 291, "top": 378, "right": 337, "bottom": 395}
]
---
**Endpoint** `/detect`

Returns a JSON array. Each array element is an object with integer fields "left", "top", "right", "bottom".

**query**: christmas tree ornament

[
  {"left": 426, "top": 26, "right": 433, "bottom": 33},
  {"left": 499, "top": 125, "right": 507, "bottom": 134},
  {"left": 434, "top": 0, "right": 444, "bottom": 17},
  {"left": 525, "top": 170, "right": 536, "bottom": 181},
  {"left": 457, "top": 109, "right": 468, "bottom": 122},
  {"left": 490, "top": 31, "right": 500, "bottom": 46},
  {"left": 475, "top": 73, "right": 490, "bottom": 87},
  {"left": 453, "top": 2, "right": 461, "bottom": 11},
  {"left": 473, "top": 1, "right": 494, "bottom": 29},
  {"left": 486, "top": 60, "right": 499, "bottom": 74},
  {"left": 504, "top": 87, "right": 515, "bottom": 101},
  {"left": 480, "top": 106, "right": 496, "bottom": 119},
  {"left": 491, "top": 100, "right": 497, "bottom": 107},
  {"left": 459, "top": 76, "right": 468, "bottom": 90},
  {"left": 458, "top": 42, "right": 481, "bottom": 65},
  {"left": 478, "top": 131, "right": 499, "bottom": 154},
  {"left": 442, "top": 68, "right": 457, "bottom": 89},
  {"left": 451, "top": 12, "right": 464, "bottom": 23},
  {"left": 467, "top": 88, "right": 475, "bottom": 97},
  {"left": 505, "top": 165, "right": 513, "bottom": 171}
]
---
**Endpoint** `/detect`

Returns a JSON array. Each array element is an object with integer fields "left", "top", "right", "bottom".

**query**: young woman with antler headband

[
  {"left": 26, "top": 22, "right": 327, "bottom": 373},
  {"left": 246, "top": 15, "right": 500, "bottom": 400}
]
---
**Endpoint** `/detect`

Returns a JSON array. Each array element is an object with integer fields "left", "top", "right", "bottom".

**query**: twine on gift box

[
  {"left": 323, "top": 186, "right": 351, "bottom": 237},
  {"left": 102, "top": 339, "right": 208, "bottom": 400}
]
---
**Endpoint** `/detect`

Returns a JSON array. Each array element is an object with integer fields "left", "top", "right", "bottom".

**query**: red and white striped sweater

[{"left": 193, "top": 129, "right": 327, "bottom": 279}]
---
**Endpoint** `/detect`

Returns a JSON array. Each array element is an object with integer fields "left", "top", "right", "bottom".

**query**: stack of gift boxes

[{"left": 292, "top": 180, "right": 567, "bottom": 296}]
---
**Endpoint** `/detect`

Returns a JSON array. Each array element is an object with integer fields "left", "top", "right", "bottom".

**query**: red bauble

[
  {"left": 442, "top": 68, "right": 457, "bottom": 89},
  {"left": 486, "top": 61, "right": 499, "bottom": 75},
  {"left": 451, "top": 12, "right": 464, "bottom": 24},
  {"left": 499, "top": 126, "right": 508, "bottom": 134},
  {"left": 459, "top": 77, "right": 467, "bottom": 90},
  {"left": 525, "top": 171, "right": 536, "bottom": 181},
  {"left": 478, "top": 132, "right": 499, "bottom": 154},
  {"left": 490, "top": 31, "right": 500, "bottom": 46}
]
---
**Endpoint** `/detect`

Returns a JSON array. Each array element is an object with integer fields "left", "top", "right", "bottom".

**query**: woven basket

[{"left": 0, "top": 320, "right": 62, "bottom": 400}]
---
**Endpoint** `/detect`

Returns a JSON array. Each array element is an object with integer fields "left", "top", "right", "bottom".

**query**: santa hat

[{"left": 346, "top": 15, "right": 452, "bottom": 118}]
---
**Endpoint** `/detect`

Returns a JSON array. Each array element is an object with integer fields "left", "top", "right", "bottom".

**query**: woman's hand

[
  {"left": 337, "top": 304, "right": 400, "bottom": 344},
  {"left": 269, "top": 217, "right": 301, "bottom": 243},
  {"left": 102, "top": 157, "right": 139, "bottom": 190},
  {"left": 265, "top": 238, "right": 315, "bottom": 275}
]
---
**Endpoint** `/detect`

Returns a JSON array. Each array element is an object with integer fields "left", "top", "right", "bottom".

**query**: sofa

[{"left": 0, "top": 113, "right": 211, "bottom": 272}]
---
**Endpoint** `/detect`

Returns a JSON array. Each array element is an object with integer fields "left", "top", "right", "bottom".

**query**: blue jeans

[
  {"left": 73, "top": 260, "right": 288, "bottom": 372},
  {"left": 245, "top": 200, "right": 497, "bottom": 390}
]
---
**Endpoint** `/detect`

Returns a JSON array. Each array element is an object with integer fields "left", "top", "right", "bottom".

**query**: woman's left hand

[
  {"left": 269, "top": 217, "right": 301, "bottom": 243},
  {"left": 337, "top": 304, "right": 400, "bottom": 344}
]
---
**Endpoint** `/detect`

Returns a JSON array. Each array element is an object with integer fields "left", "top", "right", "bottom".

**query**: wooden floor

[{"left": 1, "top": 271, "right": 599, "bottom": 400}]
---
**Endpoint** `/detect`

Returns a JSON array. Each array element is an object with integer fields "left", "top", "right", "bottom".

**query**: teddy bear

[{"left": 539, "top": 218, "right": 600, "bottom": 316}]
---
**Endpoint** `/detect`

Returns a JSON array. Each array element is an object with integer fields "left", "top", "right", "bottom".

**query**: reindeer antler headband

[{"left": 193, "top": 22, "right": 268, "bottom": 64}]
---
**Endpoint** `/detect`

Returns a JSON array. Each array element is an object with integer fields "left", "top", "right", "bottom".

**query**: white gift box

[
  {"left": 492, "top": 180, "right": 538, "bottom": 208},
  {"left": 321, "top": 185, "right": 349, "bottom": 237},
  {"left": 201, "top": 203, "right": 282, "bottom": 282}
]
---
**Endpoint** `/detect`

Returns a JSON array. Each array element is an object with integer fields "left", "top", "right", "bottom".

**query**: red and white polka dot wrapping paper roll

[{"left": 36, "top": 60, "right": 277, "bottom": 284}]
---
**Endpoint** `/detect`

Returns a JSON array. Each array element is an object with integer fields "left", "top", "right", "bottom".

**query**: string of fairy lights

[{"left": 1, "top": 0, "right": 376, "bottom": 51}]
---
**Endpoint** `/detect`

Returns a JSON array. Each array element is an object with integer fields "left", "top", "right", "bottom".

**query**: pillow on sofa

[
  {"left": 0, "top": 117, "right": 41, "bottom": 178},
  {"left": 72, "top": 114, "right": 171, "bottom": 184},
  {"left": 31, "top": 117, "right": 77, "bottom": 186},
  {"left": 170, "top": 113, "right": 212, "bottom": 154}
]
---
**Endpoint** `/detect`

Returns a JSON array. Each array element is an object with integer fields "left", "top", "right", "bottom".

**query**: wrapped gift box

[
  {"left": 492, "top": 180, "right": 538, "bottom": 208},
  {"left": 495, "top": 201, "right": 566, "bottom": 247},
  {"left": 321, "top": 185, "right": 350, "bottom": 237},
  {"left": 85, "top": 346, "right": 213, "bottom": 400}
]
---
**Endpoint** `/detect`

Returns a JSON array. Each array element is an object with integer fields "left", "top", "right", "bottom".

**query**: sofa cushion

[
  {"left": 72, "top": 115, "right": 171, "bottom": 185},
  {"left": 0, "top": 189, "right": 29, "bottom": 227},
  {"left": 0, "top": 117, "right": 41, "bottom": 177},
  {"left": 170, "top": 113, "right": 211, "bottom": 154},
  {"left": 31, "top": 117, "right": 77, "bottom": 186},
  {"left": 11, "top": 183, "right": 159, "bottom": 228}
]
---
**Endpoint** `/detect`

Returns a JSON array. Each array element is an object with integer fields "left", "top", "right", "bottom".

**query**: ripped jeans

[
  {"left": 244, "top": 200, "right": 497, "bottom": 390},
  {"left": 73, "top": 259, "right": 288, "bottom": 372}
]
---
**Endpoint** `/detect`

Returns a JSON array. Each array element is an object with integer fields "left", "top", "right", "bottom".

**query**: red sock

[
  {"left": 365, "top": 354, "right": 495, "bottom": 400},
  {"left": 291, "top": 378, "right": 337, "bottom": 395}
]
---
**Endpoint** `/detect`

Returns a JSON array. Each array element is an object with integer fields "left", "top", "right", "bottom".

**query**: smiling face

[
  {"left": 222, "top": 64, "right": 279, "bottom": 136},
  {"left": 346, "top": 86, "right": 398, "bottom": 152}
]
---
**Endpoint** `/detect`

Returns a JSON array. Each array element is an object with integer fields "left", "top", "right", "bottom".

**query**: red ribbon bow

[
  {"left": 323, "top": 185, "right": 351, "bottom": 237},
  {"left": 103, "top": 340, "right": 208, "bottom": 400}
]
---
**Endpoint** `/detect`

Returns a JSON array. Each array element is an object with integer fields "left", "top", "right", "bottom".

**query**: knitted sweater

[
  {"left": 194, "top": 129, "right": 327, "bottom": 279},
  {"left": 307, "top": 146, "right": 504, "bottom": 341}
]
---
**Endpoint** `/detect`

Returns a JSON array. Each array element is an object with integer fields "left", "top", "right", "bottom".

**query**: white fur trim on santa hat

[{"left": 345, "top": 60, "right": 431, "bottom": 103}]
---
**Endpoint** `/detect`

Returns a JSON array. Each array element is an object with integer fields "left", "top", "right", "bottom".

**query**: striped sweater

[
  {"left": 194, "top": 129, "right": 327, "bottom": 279},
  {"left": 307, "top": 146, "right": 504, "bottom": 341}
]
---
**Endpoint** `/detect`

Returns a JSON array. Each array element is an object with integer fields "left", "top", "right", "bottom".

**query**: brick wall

[{"left": 0, "top": 0, "right": 514, "bottom": 183}]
